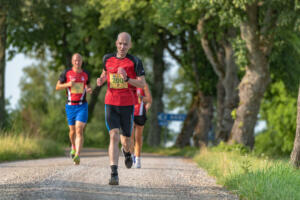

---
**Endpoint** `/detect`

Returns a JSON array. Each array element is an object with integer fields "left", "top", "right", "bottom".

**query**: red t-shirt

[
  {"left": 59, "top": 68, "right": 90, "bottom": 105},
  {"left": 103, "top": 53, "right": 145, "bottom": 106},
  {"left": 134, "top": 88, "right": 146, "bottom": 116}
]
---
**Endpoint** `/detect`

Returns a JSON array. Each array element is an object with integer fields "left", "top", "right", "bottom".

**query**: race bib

[
  {"left": 109, "top": 73, "right": 128, "bottom": 89},
  {"left": 71, "top": 82, "right": 84, "bottom": 94}
]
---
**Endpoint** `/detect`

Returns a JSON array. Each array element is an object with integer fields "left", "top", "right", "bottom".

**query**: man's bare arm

[
  {"left": 56, "top": 80, "right": 73, "bottom": 90},
  {"left": 127, "top": 76, "right": 146, "bottom": 88},
  {"left": 97, "top": 70, "right": 107, "bottom": 86}
]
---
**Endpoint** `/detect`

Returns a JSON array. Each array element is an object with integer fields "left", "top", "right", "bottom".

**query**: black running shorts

[
  {"left": 134, "top": 113, "right": 147, "bottom": 126},
  {"left": 105, "top": 104, "right": 134, "bottom": 137}
]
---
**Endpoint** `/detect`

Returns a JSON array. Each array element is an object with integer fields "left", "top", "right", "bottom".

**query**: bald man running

[
  {"left": 97, "top": 32, "right": 146, "bottom": 185},
  {"left": 56, "top": 53, "right": 92, "bottom": 165}
]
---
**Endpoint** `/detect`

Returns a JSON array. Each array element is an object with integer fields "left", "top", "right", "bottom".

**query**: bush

[{"left": 255, "top": 81, "right": 297, "bottom": 156}]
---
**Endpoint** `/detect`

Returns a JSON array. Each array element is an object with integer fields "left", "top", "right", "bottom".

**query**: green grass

[
  {"left": 194, "top": 147, "right": 300, "bottom": 200},
  {"left": 148, "top": 144, "right": 300, "bottom": 200},
  {"left": 0, "top": 134, "right": 64, "bottom": 162},
  {"left": 142, "top": 145, "right": 199, "bottom": 157}
]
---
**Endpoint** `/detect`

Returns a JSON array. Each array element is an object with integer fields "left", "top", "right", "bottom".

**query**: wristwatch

[{"left": 125, "top": 77, "right": 130, "bottom": 82}]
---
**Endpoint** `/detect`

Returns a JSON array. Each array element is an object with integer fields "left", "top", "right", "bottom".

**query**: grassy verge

[
  {"left": 0, "top": 134, "right": 64, "bottom": 162},
  {"left": 195, "top": 147, "right": 300, "bottom": 200},
  {"left": 145, "top": 144, "right": 300, "bottom": 200},
  {"left": 143, "top": 145, "right": 199, "bottom": 157}
]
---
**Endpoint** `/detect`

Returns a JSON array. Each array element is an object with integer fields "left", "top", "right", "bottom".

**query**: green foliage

[
  {"left": 11, "top": 63, "right": 69, "bottom": 143},
  {"left": 270, "top": 32, "right": 300, "bottom": 95},
  {"left": 153, "top": 0, "right": 199, "bottom": 34},
  {"left": 153, "top": 0, "right": 218, "bottom": 100},
  {"left": 90, "top": 0, "right": 148, "bottom": 30},
  {"left": 231, "top": 36, "right": 247, "bottom": 74},
  {"left": 255, "top": 81, "right": 297, "bottom": 156},
  {"left": 231, "top": 108, "right": 237, "bottom": 120},
  {"left": 212, "top": 141, "right": 251, "bottom": 154},
  {"left": 7, "top": 0, "right": 116, "bottom": 78}
]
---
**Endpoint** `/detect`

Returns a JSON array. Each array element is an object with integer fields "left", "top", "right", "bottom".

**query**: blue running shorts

[{"left": 65, "top": 102, "right": 88, "bottom": 125}]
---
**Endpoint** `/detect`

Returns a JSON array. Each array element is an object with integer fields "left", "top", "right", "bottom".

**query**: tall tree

[
  {"left": 227, "top": 0, "right": 299, "bottom": 148},
  {"left": 174, "top": 91, "right": 199, "bottom": 147},
  {"left": 154, "top": 0, "right": 239, "bottom": 144},
  {"left": 190, "top": 0, "right": 299, "bottom": 147},
  {"left": 290, "top": 84, "right": 300, "bottom": 167},
  {"left": 163, "top": 27, "right": 216, "bottom": 147},
  {"left": 0, "top": 0, "right": 23, "bottom": 128},
  {"left": 147, "top": 32, "right": 167, "bottom": 146},
  {"left": 197, "top": 18, "right": 240, "bottom": 142}
]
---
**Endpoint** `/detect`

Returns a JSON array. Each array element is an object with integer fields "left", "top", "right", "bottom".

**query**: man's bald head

[
  {"left": 72, "top": 53, "right": 82, "bottom": 60},
  {"left": 117, "top": 32, "right": 131, "bottom": 43},
  {"left": 116, "top": 32, "right": 132, "bottom": 58},
  {"left": 71, "top": 53, "right": 83, "bottom": 69}
]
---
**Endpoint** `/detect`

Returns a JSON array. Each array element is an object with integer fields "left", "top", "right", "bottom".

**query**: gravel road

[{"left": 0, "top": 148, "right": 238, "bottom": 200}]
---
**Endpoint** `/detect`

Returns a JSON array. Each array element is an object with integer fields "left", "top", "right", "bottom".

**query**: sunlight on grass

[
  {"left": 194, "top": 147, "right": 300, "bottom": 200},
  {"left": 0, "top": 133, "right": 64, "bottom": 162}
]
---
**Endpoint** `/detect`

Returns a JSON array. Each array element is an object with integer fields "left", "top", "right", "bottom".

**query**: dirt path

[{"left": 0, "top": 148, "right": 238, "bottom": 200}]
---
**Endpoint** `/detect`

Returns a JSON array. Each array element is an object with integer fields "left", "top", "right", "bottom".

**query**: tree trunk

[
  {"left": 215, "top": 80, "right": 225, "bottom": 141},
  {"left": 0, "top": 6, "right": 6, "bottom": 128},
  {"left": 198, "top": 19, "right": 239, "bottom": 142},
  {"left": 229, "top": 4, "right": 271, "bottom": 148},
  {"left": 219, "top": 43, "right": 239, "bottom": 141},
  {"left": 193, "top": 93, "right": 213, "bottom": 148},
  {"left": 175, "top": 92, "right": 200, "bottom": 148},
  {"left": 147, "top": 34, "right": 166, "bottom": 147},
  {"left": 290, "top": 85, "right": 300, "bottom": 167}
]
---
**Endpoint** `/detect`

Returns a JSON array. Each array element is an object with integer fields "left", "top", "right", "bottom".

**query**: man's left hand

[{"left": 86, "top": 87, "right": 92, "bottom": 94}]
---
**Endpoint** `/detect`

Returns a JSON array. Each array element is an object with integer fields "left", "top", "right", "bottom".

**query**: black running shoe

[
  {"left": 109, "top": 175, "right": 119, "bottom": 185},
  {"left": 121, "top": 147, "right": 133, "bottom": 169}
]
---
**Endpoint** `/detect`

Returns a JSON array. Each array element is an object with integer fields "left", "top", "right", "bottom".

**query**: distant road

[{"left": 0, "top": 148, "right": 238, "bottom": 200}]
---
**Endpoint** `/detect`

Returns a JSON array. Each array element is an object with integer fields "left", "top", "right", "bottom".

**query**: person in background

[
  {"left": 130, "top": 83, "right": 152, "bottom": 168},
  {"left": 56, "top": 53, "right": 92, "bottom": 165}
]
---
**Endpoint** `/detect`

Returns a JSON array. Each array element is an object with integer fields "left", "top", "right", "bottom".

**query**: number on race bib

[{"left": 109, "top": 73, "right": 128, "bottom": 89}]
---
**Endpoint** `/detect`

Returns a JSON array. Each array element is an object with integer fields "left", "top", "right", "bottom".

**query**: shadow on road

[{"left": 0, "top": 180, "right": 230, "bottom": 200}]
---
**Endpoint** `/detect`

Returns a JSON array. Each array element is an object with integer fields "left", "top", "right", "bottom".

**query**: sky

[{"left": 5, "top": 53, "right": 36, "bottom": 109}]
